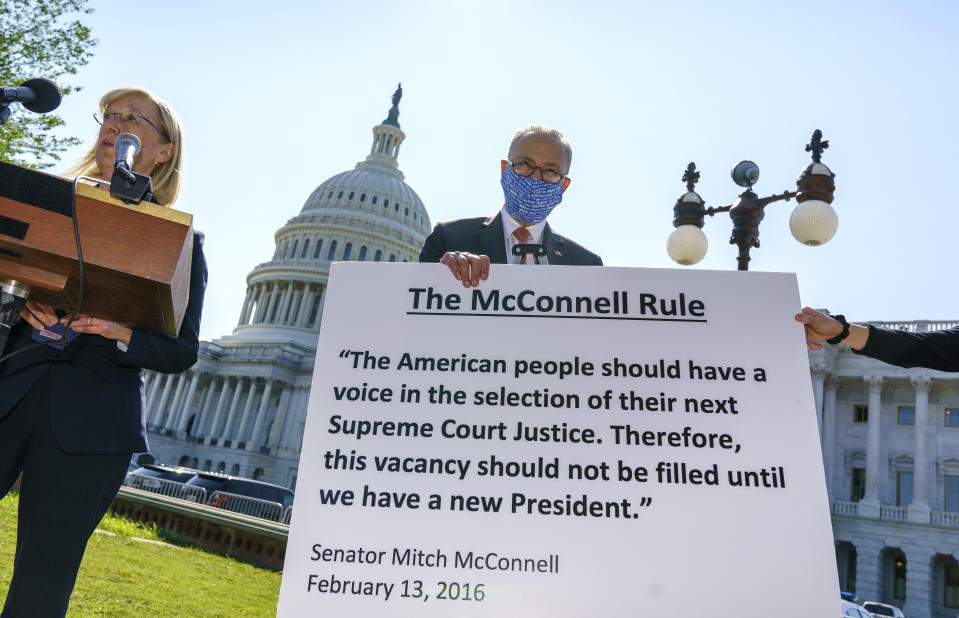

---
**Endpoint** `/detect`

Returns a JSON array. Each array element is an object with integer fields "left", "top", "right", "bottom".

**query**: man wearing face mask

[{"left": 419, "top": 125, "right": 602, "bottom": 285}]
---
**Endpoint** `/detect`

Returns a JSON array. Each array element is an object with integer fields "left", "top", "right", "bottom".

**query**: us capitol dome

[{"left": 139, "top": 85, "right": 430, "bottom": 488}]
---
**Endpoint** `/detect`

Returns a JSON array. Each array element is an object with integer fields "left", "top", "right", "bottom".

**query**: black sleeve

[
  {"left": 419, "top": 223, "right": 447, "bottom": 263},
  {"left": 117, "top": 232, "right": 207, "bottom": 373},
  {"left": 854, "top": 325, "right": 959, "bottom": 372}
]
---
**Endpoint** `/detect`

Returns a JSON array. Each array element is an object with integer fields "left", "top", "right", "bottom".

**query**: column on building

[
  {"left": 145, "top": 372, "right": 166, "bottom": 423},
  {"left": 150, "top": 373, "right": 178, "bottom": 429},
  {"left": 270, "top": 385, "right": 299, "bottom": 454},
  {"left": 234, "top": 378, "right": 262, "bottom": 444},
  {"left": 171, "top": 372, "right": 202, "bottom": 435},
  {"left": 161, "top": 374, "right": 190, "bottom": 431},
  {"left": 188, "top": 377, "right": 218, "bottom": 438},
  {"left": 206, "top": 376, "right": 239, "bottom": 444},
  {"left": 907, "top": 376, "right": 933, "bottom": 523},
  {"left": 258, "top": 283, "right": 276, "bottom": 323},
  {"left": 198, "top": 376, "right": 226, "bottom": 439},
  {"left": 237, "top": 286, "right": 254, "bottom": 326},
  {"left": 248, "top": 381, "right": 276, "bottom": 450},
  {"left": 822, "top": 376, "right": 840, "bottom": 497},
  {"left": 860, "top": 375, "right": 884, "bottom": 518},
  {"left": 810, "top": 364, "right": 827, "bottom": 439},
  {"left": 278, "top": 281, "right": 295, "bottom": 324},
  {"left": 221, "top": 377, "right": 249, "bottom": 445},
  {"left": 285, "top": 284, "right": 303, "bottom": 325},
  {"left": 276, "top": 387, "right": 308, "bottom": 454},
  {"left": 294, "top": 283, "right": 314, "bottom": 328},
  {"left": 250, "top": 283, "right": 266, "bottom": 323}
]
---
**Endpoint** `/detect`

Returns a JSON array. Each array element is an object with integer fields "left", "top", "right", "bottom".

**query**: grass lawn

[{"left": 0, "top": 493, "right": 281, "bottom": 617}]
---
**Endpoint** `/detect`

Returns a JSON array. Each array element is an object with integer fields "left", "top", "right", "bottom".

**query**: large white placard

[{"left": 277, "top": 263, "right": 839, "bottom": 617}]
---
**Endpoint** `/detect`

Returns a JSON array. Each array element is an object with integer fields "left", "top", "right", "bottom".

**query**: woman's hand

[
  {"left": 65, "top": 313, "right": 133, "bottom": 346},
  {"left": 19, "top": 301, "right": 59, "bottom": 331}
]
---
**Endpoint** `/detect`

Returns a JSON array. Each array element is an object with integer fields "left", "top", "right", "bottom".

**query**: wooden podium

[{"left": 0, "top": 160, "right": 193, "bottom": 337}]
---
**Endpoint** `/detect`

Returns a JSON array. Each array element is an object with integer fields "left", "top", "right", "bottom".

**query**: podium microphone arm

[{"left": 0, "top": 284, "right": 28, "bottom": 355}]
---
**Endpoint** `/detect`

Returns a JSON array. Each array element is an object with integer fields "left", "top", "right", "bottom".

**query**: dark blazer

[
  {"left": 0, "top": 233, "right": 207, "bottom": 454},
  {"left": 855, "top": 325, "right": 959, "bottom": 372},
  {"left": 419, "top": 212, "right": 603, "bottom": 266}
]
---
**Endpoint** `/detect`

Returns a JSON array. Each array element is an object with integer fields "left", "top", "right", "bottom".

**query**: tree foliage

[{"left": 0, "top": 0, "right": 96, "bottom": 169}]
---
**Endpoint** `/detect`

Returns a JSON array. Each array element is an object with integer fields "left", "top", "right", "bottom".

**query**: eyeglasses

[
  {"left": 508, "top": 160, "right": 565, "bottom": 184},
  {"left": 94, "top": 111, "right": 170, "bottom": 143}
]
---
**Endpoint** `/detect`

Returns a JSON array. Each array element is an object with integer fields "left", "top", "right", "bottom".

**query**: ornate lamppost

[{"left": 667, "top": 130, "right": 837, "bottom": 270}]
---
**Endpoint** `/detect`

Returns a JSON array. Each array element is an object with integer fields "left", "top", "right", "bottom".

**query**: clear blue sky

[{"left": 41, "top": 0, "right": 959, "bottom": 339}]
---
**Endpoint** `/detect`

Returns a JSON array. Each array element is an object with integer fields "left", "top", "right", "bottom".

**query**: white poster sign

[{"left": 278, "top": 263, "right": 839, "bottom": 617}]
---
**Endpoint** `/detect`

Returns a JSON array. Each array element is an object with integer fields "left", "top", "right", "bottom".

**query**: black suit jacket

[
  {"left": 855, "top": 325, "right": 959, "bottom": 372},
  {"left": 419, "top": 212, "right": 603, "bottom": 266},
  {"left": 0, "top": 233, "right": 207, "bottom": 454}
]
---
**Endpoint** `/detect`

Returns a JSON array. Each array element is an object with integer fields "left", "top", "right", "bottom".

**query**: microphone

[
  {"left": 113, "top": 133, "right": 140, "bottom": 181},
  {"left": 0, "top": 78, "right": 62, "bottom": 113},
  {"left": 109, "top": 132, "right": 154, "bottom": 204}
]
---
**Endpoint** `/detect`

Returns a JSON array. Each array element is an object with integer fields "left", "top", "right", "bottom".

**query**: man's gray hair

[{"left": 508, "top": 125, "right": 572, "bottom": 172}]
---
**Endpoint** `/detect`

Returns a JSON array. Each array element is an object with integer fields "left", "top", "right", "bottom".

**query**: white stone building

[
  {"left": 811, "top": 319, "right": 959, "bottom": 618},
  {"left": 141, "top": 86, "right": 429, "bottom": 490}
]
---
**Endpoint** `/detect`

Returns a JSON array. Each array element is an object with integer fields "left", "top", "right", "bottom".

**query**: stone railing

[
  {"left": 833, "top": 500, "right": 959, "bottom": 529},
  {"left": 866, "top": 319, "right": 958, "bottom": 332},
  {"left": 932, "top": 511, "right": 959, "bottom": 528},
  {"left": 880, "top": 505, "right": 907, "bottom": 521}
]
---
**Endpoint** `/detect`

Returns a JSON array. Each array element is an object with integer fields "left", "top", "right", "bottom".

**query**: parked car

[
  {"left": 841, "top": 599, "right": 874, "bottom": 618},
  {"left": 184, "top": 472, "right": 294, "bottom": 520},
  {"left": 127, "top": 464, "right": 197, "bottom": 491},
  {"left": 862, "top": 601, "right": 906, "bottom": 618}
]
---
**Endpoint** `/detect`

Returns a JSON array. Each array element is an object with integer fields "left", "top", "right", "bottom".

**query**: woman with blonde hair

[{"left": 0, "top": 87, "right": 206, "bottom": 617}]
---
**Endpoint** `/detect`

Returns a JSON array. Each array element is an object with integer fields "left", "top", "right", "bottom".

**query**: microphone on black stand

[
  {"left": 112, "top": 133, "right": 140, "bottom": 183},
  {"left": 109, "top": 133, "right": 155, "bottom": 204},
  {"left": 0, "top": 284, "right": 28, "bottom": 360},
  {"left": 0, "top": 77, "right": 62, "bottom": 125}
]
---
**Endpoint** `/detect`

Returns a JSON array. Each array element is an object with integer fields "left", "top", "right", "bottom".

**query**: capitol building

[
  {"left": 137, "top": 87, "right": 958, "bottom": 618},
  {"left": 141, "top": 85, "right": 429, "bottom": 490}
]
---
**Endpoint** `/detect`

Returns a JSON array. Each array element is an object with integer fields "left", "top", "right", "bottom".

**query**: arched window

[
  {"left": 178, "top": 455, "right": 190, "bottom": 466},
  {"left": 216, "top": 461, "right": 226, "bottom": 473},
  {"left": 374, "top": 250, "right": 382, "bottom": 261},
  {"left": 348, "top": 191, "right": 354, "bottom": 200},
  {"left": 358, "top": 246, "right": 367, "bottom": 261},
  {"left": 313, "top": 239, "right": 323, "bottom": 259},
  {"left": 327, "top": 240, "right": 338, "bottom": 260},
  {"left": 343, "top": 242, "right": 352, "bottom": 260},
  {"left": 405, "top": 207, "right": 409, "bottom": 216},
  {"left": 389, "top": 254, "right": 396, "bottom": 262},
  {"left": 372, "top": 196, "right": 378, "bottom": 204},
  {"left": 360, "top": 193, "right": 366, "bottom": 202},
  {"left": 384, "top": 199, "right": 389, "bottom": 209},
  {"left": 204, "top": 459, "right": 212, "bottom": 471},
  {"left": 253, "top": 468, "right": 265, "bottom": 481},
  {"left": 337, "top": 191, "right": 343, "bottom": 199},
  {"left": 395, "top": 203, "right": 399, "bottom": 212},
  {"left": 290, "top": 239, "right": 298, "bottom": 257},
  {"left": 301, "top": 239, "right": 310, "bottom": 258},
  {"left": 230, "top": 463, "right": 241, "bottom": 476},
  {"left": 327, "top": 191, "right": 333, "bottom": 198}
]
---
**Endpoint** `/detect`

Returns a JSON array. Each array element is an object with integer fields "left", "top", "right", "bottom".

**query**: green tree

[{"left": 0, "top": 0, "right": 96, "bottom": 169}]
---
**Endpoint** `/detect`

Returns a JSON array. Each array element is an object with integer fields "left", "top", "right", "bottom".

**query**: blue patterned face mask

[{"left": 500, "top": 165, "right": 564, "bottom": 225}]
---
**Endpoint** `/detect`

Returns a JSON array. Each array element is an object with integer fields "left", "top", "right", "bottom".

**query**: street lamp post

[{"left": 667, "top": 130, "right": 838, "bottom": 271}]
